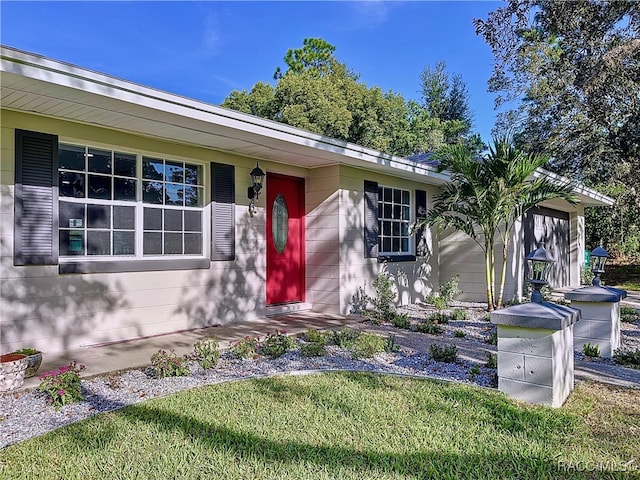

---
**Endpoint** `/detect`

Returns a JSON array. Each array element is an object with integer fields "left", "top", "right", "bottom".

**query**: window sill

[
  {"left": 59, "top": 258, "right": 210, "bottom": 274},
  {"left": 378, "top": 255, "right": 417, "bottom": 263}
]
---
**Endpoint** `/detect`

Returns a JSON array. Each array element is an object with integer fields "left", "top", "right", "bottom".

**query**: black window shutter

[
  {"left": 211, "top": 162, "right": 235, "bottom": 261},
  {"left": 14, "top": 129, "right": 58, "bottom": 266},
  {"left": 364, "top": 180, "right": 379, "bottom": 258},
  {"left": 415, "top": 189, "right": 428, "bottom": 256}
]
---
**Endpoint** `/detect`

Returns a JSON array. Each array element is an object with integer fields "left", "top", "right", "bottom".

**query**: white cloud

[
  {"left": 202, "top": 11, "right": 220, "bottom": 52},
  {"left": 348, "top": 0, "right": 394, "bottom": 28}
]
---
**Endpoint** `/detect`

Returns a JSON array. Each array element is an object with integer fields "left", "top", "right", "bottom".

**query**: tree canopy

[
  {"left": 475, "top": 1, "right": 640, "bottom": 260},
  {"left": 222, "top": 38, "right": 481, "bottom": 157}
]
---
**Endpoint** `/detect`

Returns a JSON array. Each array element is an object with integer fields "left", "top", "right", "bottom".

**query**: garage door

[{"left": 524, "top": 207, "right": 570, "bottom": 288}]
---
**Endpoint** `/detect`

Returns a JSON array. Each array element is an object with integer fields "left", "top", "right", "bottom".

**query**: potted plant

[
  {"left": 11, "top": 348, "right": 43, "bottom": 378},
  {"left": 0, "top": 353, "right": 28, "bottom": 392}
]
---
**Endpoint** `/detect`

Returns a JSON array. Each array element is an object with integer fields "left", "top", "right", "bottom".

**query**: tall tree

[
  {"left": 419, "top": 139, "right": 577, "bottom": 310},
  {"left": 474, "top": 1, "right": 640, "bottom": 260}
]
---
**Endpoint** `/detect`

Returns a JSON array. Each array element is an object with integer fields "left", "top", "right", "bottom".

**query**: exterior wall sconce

[
  {"left": 248, "top": 161, "right": 265, "bottom": 217},
  {"left": 590, "top": 246, "right": 609, "bottom": 286},
  {"left": 526, "top": 242, "right": 556, "bottom": 303}
]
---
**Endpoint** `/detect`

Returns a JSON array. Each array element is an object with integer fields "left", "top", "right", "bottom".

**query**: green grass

[{"left": 1, "top": 373, "right": 639, "bottom": 479}]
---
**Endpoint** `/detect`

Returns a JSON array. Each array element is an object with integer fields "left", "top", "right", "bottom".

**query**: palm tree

[{"left": 420, "top": 139, "right": 578, "bottom": 310}]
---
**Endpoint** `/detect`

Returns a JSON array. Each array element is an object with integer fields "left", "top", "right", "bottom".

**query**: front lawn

[{"left": 1, "top": 373, "right": 638, "bottom": 479}]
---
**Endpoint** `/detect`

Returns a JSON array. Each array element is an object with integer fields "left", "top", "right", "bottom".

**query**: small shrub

[
  {"left": 351, "top": 332, "right": 386, "bottom": 358},
  {"left": 300, "top": 329, "right": 328, "bottom": 357},
  {"left": 370, "top": 273, "right": 397, "bottom": 323},
  {"left": 416, "top": 322, "right": 444, "bottom": 335},
  {"left": 331, "top": 327, "right": 360, "bottom": 348},
  {"left": 350, "top": 286, "right": 371, "bottom": 315},
  {"left": 428, "top": 311, "right": 450, "bottom": 324},
  {"left": 192, "top": 338, "right": 219, "bottom": 369},
  {"left": 468, "top": 364, "right": 480, "bottom": 376},
  {"left": 303, "top": 329, "right": 328, "bottom": 344},
  {"left": 439, "top": 275, "right": 462, "bottom": 303},
  {"left": 391, "top": 312, "right": 411, "bottom": 329},
  {"left": 12, "top": 347, "right": 39, "bottom": 356},
  {"left": 150, "top": 349, "right": 190, "bottom": 378},
  {"left": 429, "top": 344, "right": 457, "bottom": 363},
  {"left": 485, "top": 330, "right": 498, "bottom": 346},
  {"left": 485, "top": 352, "right": 498, "bottom": 369},
  {"left": 613, "top": 347, "right": 640, "bottom": 369},
  {"left": 231, "top": 336, "right": 259, "bottom": 359},
  {"left": 260, "top": 330, "right": 295, "bottom": 358},
  {"left": 426, "top": 293, "right": 447, "bottom": 310},
  {"left": 451, "top": 309, "right": 469, "bottom": 321},
  {"left": 582, "top": 342, "right": 600, "bottom": 358},
  {"left": 384, "top": 334, "right": 401, "bottom": 353},
  {"left": 38, "top": 361, "right": 85, "bottom": 410},
  {"left": 621, "top": 306, "right": 639, "bottom": 323},
  {"left": 453, "top": 329, "right": 466, "bottom": 338}
]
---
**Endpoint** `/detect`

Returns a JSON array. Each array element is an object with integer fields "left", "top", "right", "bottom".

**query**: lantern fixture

[
  {"left": 248, "top": 162, "right": 265, "bottom": 217},
  {"left": 526, "top": 242, "right": 556, "bottom": 303},
  {"left": 590, "top": 246, "right": 609, "bottom": 286}
]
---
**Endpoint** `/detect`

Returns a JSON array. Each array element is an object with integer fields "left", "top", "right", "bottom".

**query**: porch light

[
  {"left": 590, "top": 246, "right": 609, "bottom": 286},
  {"left": 526, "top": 242, "right": 555, "bottom": 303},
  {"left": 248, "top": 162, "right": 265, "bottom": 217}
]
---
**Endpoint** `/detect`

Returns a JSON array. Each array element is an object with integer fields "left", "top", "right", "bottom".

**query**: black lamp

[
  {"left": 590, "top": 246, "right": 609, "bottom": 286},
  {"left": 248, "top": 162, "right": 265, "bottom": 216},
  {"left": 526, "top": 242, "right": 555, "bottom": 303}
]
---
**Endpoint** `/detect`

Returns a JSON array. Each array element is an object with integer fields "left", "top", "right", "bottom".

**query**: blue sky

[{"left": 1, "top": 1, "right": 502, "bottom": 143}]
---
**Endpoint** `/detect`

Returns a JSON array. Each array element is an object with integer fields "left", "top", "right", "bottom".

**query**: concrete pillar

[
  {"left": 564, "top": 286, "right": 627, "bottom": 358},
  {"left": 491, "top": 302, "right": 580, "bottom": 408}
]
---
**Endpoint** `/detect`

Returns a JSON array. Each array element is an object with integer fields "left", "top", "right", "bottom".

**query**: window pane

[
  {"left": 143, "top": 232, "right": 162, "bottom": 255},
  {"left": 114, "top": 153, "right": 136, "bottom": 177},
  {"left": 60, "top": 230, "right": 84, "bottom": 255},
  {"left": 165, "top": 161, "right": 184, "bottom": 183},
  {"left": 165, "top": 183, "right": 183, "bottom": 206},
  {"left": 164, "top": 232, "right": 183, "bottom": 254},
  {"left": 88, "top": 175, "right": 111, "bottom": 199},
  {"left": 164, "top": 209, "right": 183, "bottom": 231},
  {"left": 383, "top": 237, "right": 391, "bottom": 252},
  {"left": 402, "top": 206, "right": 410, "bottom": 221},
  {"left": 392, "top": 222, "right": 400, "bottom": 236},
  {"left": 394, "top": 189, "right": 401, "bottom": 203},
  {"left": 114, "top": 178, "right": 136, "bottom": 201},
  {"left": 59, "top": 202, "right": 85, "bottom": 228},
  {"left": 383, "top": 204, "right": 392, "bottom": 219},
  {"left": 143, "top": 207, "right": 162, "bottom": 230},
  {"left": 383, "top": 188, "right": 392, "bottom": 202},
  {"left": 88, "top": 148, "right": 112, "bottom": 174},
  {"left": 87, "top": 231, "right": 111, "bottom": 255},
  {"left": 401, "top": 238, "right": 409, "bottom": 252},
  {"left": 143, "top": 181, "right": 163, "bottom": 204},
  {"left": 393, "top": 205, "right": 401, "bottom": 219},
  {"left": 59, "top": 144, "right": 85, "bottom": 171},
  {"left": 184, "top": 186, "right": 203, "bottom": 207},
  {"left": 184, "top": 211, "right": 202, "bottom": 232},
  {"left": 392, "top": 238, "right": 400, "bottom": 252},
  {"left": 87, "top": 204, "right": 110, "bottom": 229},
  {"left": 382, "top": 222, "right": 391, "bottom": 235},
  {"left": 114, "top": 231, "right": 135, "bottom": 255},
  {"left": 377, "top": 204, "right": 382, "bottom": 218},
  {"left": 59, "top": 172, "right": 85, "bottom": 198},
  {"left": 401, "top": 223, "right": 409, "bottom": 236},
  {"left": 402, "top": 190, "right": 410, "bottom": 205},
  {"left": 142, "top": 157, "right": 163, "bottom": 180},
  {"left": 184, "top": 163, "right": 201, "bottom": 185},
  {"left": 184, "top": 233, "right": 202, "bottom": 254},
  {"left": 114, "top": 206, "right": 135, "bottom": 230}
]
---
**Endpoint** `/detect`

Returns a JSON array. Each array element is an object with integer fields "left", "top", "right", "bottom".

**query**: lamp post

[
  {"left": 526, "top": 242, "right": 555, "bottom": 303},
  {"left": 248, "top": 162, "right": 265, "bottom": 217},
  {"left": 590, "top": 246, "right": 609, "bottom": 286}
]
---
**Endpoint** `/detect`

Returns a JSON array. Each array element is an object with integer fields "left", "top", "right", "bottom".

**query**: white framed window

[
  {"left": 58, "top": 143, "right": 206, "bottom": 258},
  {"left": 377, "top": 185, "right": 412, "bottom": 255}
]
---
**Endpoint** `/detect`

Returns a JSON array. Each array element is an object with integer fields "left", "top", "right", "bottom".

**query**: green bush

[
  {"left": 451, "top": 309, "right": 469, "bottom": 321},
  {"left": 331, "top": 327, "right": 360, "bottom": 348},
  {"left": 150, "top": 349, "right": 190, "bottom": 378},
  {"left": 12, "top": 347, "right": 39, "bottom": 356},
  {"left": 349, "top": 286, "right": 371, "bottom": 315},
  {"left": 351, "top": 332, "right": 386, "bottom": 358},
  {"left": 429, "top": 344, "right": 457, "bottom": 363},
  {"left": 582, "top": 342, "right": 600, "bottom": 358},
  {"left": 370, "top": 273, "right": 397, "bottom": 323},
  {"left": 231, "top": 336, "right": 258, "bottom": 359},
  {"left": 621, "top": 306, "right": 639, "bottom": 323},
  {"left": 453, "top": 329, "right": 466, "bottom": 338},
  {"left": 468, "top": 364, "right": 480, "bottom": 376},
  {"left": 485, "top": 330, "right": 498, "bottom": 346},
  {"left": 440, "top": 275, "right": 462, "bottom": 303},
  {"left": 192, "top": 338, "right": 219, "bottom": 369},
  {"left": 303, "top": 329, "right": 328, "bottom": 344},
  {"left": 300, "top": 329, "right": 328, "bottom": 357},
  {"left": 260, "top": 330, "right": 295, "bottom": 358},
  {"left": 613, "top": 347, "right": 640, "bottom": 369},
  {"left": 426, "top": 293, "right": 447, "bottom": 310},
  {"left": 391, "top": 312, "right": 411, "bottom": 329},
  {"left": 485, "top": 352, "right": 498, "bottom": 369},
  {"left": 416, "top": 322, "right": 444, "bottom": 335},
  {"left": 428, "top": 311, "right": 450, "bottom": 324},
  {"left": 37, "top": 361, "right": 85, "bottom": 410},
  {"left": 384, "top": 334, "right": 401, "bottom": 353}
]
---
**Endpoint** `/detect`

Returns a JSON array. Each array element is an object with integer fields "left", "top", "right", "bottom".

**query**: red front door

[{"left": 266, "top": 173, "right": 305, "bottom": 305}]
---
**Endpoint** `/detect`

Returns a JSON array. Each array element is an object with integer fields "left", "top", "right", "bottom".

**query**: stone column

[
  {"left": 564, "top": 286, "right": 627, "bottom": 358},
  {"left": 491, "top": 302, "right": 580, "bottom": 408}
]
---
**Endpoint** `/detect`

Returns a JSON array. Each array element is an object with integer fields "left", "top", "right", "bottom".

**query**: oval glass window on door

[{"left": 272, "top": 193, "right": 288, "bottom": 253}]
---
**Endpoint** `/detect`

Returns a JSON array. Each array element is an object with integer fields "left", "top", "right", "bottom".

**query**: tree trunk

[
  {"left": 497, "top": 238, "right": 509, "bottom": 309},
  {"left": 484, "top": 238, "right": 495, "bottom": 311}
]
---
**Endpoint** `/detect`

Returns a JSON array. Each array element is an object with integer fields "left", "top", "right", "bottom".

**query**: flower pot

[
  {"left": 23, "top": 352, "right": 43, "bottom": 378},
  {"left": 0, "top": 353, "right": 28, "bottom": 392}
]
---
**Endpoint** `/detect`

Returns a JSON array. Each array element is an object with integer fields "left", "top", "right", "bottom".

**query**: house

[{"left": 0, "top": 46, "right": 613, "bottom": 353}]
